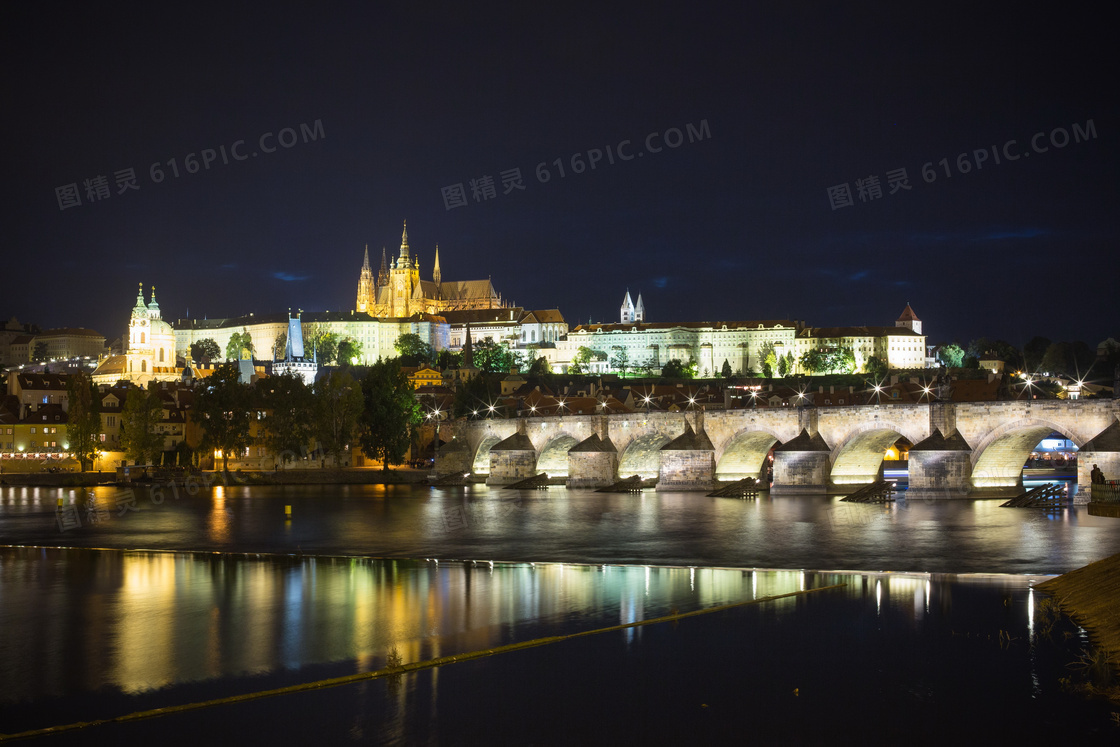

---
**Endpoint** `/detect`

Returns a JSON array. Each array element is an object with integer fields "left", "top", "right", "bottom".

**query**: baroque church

[
  {"left": 92, "top": 285, "right": 183, "bottom": 386},
  {"left": 355, "top": 221, "right": 507, "bottom": 318}
]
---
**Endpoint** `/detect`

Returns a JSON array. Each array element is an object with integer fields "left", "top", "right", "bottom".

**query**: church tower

[
  {"left": 377, "top": 246, "right": 390, "bottom": 287},
  {"left": 389, "top": 220, "right": 421, "bottom": 317},
  {"left": 896, "top": 303, "right": 922, "bottom": 335},
  {"left": 356, "top": 245, "right": 373, "bottom": 313},
  {"left": 635, "top": 292, "right": 645, "bottom": 322},
  {"left": 621, "top": 291, "right": 636, "bottom": 323},
  {"left": 433, "top": 244, "right": 442, "bottom": 287}
]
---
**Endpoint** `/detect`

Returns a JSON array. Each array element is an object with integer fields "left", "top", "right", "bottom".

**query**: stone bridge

[{"left": 435, "top": 400, "right": 1120, "bottom": 498}]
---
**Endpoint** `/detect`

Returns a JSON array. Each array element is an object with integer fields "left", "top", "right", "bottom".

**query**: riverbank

[{"left": 1037, "top": 551, "right": 1120, "bottom": 699}]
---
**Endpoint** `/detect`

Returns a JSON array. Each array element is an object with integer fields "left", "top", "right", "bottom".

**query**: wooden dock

[
  {"left": 839, "top": 480, "right": 896, "bottom": 503},
  {"left": 1000, "top": 483, "right": 1067, "bottom": 508},
  {"left": 503, "top": 473, "right": 553, "bottom": 490},
  {"left": 595, "top": 475, "right": 646, "bottom": 493},
  {"left": 431, "top": 472, "right": 471, "bottom": 487},
  {"left": 707, "top": 477, "right": 764, "bottom": 499}
]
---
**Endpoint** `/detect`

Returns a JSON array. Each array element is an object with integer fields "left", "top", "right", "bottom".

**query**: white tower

[{"left": 620, "top": 291, "right": 636, "bottom": 323}]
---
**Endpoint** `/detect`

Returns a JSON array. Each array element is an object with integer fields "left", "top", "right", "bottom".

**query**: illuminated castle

[{"left": 355, "top": 221, "right": 507, "bottom": 318}]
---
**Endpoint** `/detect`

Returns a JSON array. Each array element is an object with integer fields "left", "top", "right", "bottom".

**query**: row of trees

[
  {"left": 193, "top": 360, "right": 420, "bottom": 472},
  {"left": 189, "top": 327, "right": 365, "bottom": 367},
  {"left": 64, "top": 361, "right": 423, "bottom": 472},
  {"left": 934, "top": 336, "right": 1115, "bottom": 379}
]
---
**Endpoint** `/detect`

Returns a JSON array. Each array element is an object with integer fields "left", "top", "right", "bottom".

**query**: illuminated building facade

[
  {"left": 355, "top": 222, "right": 506, "bottom": 318},
  {"left": 93, "top": 285, "right": 184, "bottom": 386}
]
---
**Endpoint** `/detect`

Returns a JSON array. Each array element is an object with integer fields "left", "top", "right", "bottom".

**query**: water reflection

[
  {"left": 0, "top": 547, "right": 1050, "bottom": 714},
  {"left": 2, "top": 484, "right": 1117, "bottom": 575}
]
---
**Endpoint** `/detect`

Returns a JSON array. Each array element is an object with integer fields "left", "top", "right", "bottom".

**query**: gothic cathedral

[{"left": 355, "top": 222, "right": 507, "bottom": 318}]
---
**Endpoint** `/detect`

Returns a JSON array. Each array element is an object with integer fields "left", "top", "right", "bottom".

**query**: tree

[
  {"left": 865, "top": 355, "right": 888, "bottom": 380},
  {"left": 777, "top": 352, "right": 792, "bottom": 377},
  {"left": 1023, "top": 336, "right": 1051, "bottom": 373},
  {"left": 453, "top": 373, "right": 497, "bottom": 418},
  {"left": 721, "top": 359, "right": 733, "bottom": 378},
  {"left": 937, "top": 343, "right": 965, "bottom": 368},
  {"left": 610, "top": 347, "right": 630, "bottom": 374},
  {"left": 800, "top": 350, "right": 825, "bottom": 374},
  {"left": 226, "top": 329, "right": 255, "bottom": 361},
  {"left": 258, "top": 372, "right": 315, "bottom": 465},
  {"left": 568, "top": 346, "right": 606, "bottom": 375},
  {"left": 65, "top": 370, "right": 101, "bottom": 471},
  {"left": 337, "top": 338, "right": 364, "bottom": 367},
  {"left": 193, "top": 363, "right": 253, "bottom": 472},
  {"left": 1040, "top": 341, "right": 1097, "bottom": 378},
  {"left": 661, "top": 358, "right": 696, "bottom": 379},
  {"left": 967, "top": 338, "right": 1023, "bottom": 371},
  {"left": 31, "top": 341, "right": 49, "bottom": 361},
  {"left": 303, "top": 326, "right": 340, "bottom": 365},
  {"left": 358, "top": 358, "right": 422, "bottom": 470},
  {"left": 394, "top": 333, "right": 434, "bottom": 366},
  {"left": 474, "top": 338, "right": 521, "bottom": 374},
  {"left": 191, "top": 338, "right": 222, "bottom": 364},
  {"left": 120, "top": 388, "right": 165, "bottom": 465},
  {"left": 758, "top": 342, "right": 780, "bottom": 378},
  {"left": 527, "top": 356, "right": 551, "bottom": 377},
  {"left": 436, "top": 349, "right": 462, "bottom": 370},
  {"left": 313, "top": 368, "right": 364, "bottom": 468},
  {"left": 272, "top": 331, "right": 288, "bottom": 361}
]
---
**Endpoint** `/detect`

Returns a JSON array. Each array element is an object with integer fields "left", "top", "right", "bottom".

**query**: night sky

[{"left": 3, "top": 3, "right": 1116, "bottom": 349}]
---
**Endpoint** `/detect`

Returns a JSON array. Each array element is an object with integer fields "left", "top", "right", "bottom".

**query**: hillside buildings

[
  {"left": 71, "top": 223, "right": 926, "bottom": 381},
  {"left": 0, "top": 317, "right": 104, "bottom": 366},
  {"left": 551, "top": 300, "right": 925, "bottom": 377}
]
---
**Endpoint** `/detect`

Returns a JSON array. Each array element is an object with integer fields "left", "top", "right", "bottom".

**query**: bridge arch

[
  {"left": 970, "top": 418, "right": 1083, "bottom": 488},
  {"left": 715, "top": 427, "right": 783, "bottom": 481},
  {"left": 829, "top": 420, "right": 917, "bottom": 485},
  {"left": 471, "top": 433, "right": 503, "bottom": 475},
  {"left": 618, "top": 432, "right": 673, "bottom": 479},
  {"left": 537, "top": 433, "right": 580, "bottom": 477}
]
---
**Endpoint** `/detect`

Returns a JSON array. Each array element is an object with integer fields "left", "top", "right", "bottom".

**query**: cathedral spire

[
  {"left": 433, "top": 244, "right": 442, "bottom": 286},
  {"left": 462, "top": 321, "right": 473, "bottom": 368},
  {"left": 362, "top": 244, "right": 370, "bottom": 269},
  {"left": 399, "top": 220, "right": 410, "bottom": 265},
  {"left": 378, "top": 246, "right": 389, "bottom": 286}
]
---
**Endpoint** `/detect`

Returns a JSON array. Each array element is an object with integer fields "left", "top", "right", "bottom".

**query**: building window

[
  {"left": 30, "top": 427, "right": 36, "bottom": 434},
  {"left": 160, "top": 348, "right": 165, "bottom": 362},
  {"left": 141, "top": 332, "right": 145, "bottom": 344},
  {"left": 142, "top": 360, "right": 147, "bottom": 372}
]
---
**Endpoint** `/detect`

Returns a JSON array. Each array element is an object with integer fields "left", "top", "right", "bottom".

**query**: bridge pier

[
  {"left": 1077, "top": 420, "right": 1120, "bottom": 503},
  {"left": 771, "top": 429, "right": 832, "bottom": 494},
  {"left": 656, "top": 422, "right": 716, "bottom": 491},
  {"left": 434, "top": 437, "right": 472, "bottom": 477},
  {"left": 906, "top": 428, "right": 973, "bottom": 499},
  {"left": 567, "top": 434, "right": 619, "bottom": 488},
  {"left": 486, "top": 429, "right": 538, "bottom": 486}
]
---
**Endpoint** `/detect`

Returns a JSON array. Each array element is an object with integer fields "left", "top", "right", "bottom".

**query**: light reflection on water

[
  {"left": 1, "top": 484, "right": 1117, "bottom": 575},
  {"left": 4, "top": 547, "right": 1107, "bottom": 744},
  {"left": 0, "top": 547, "right": 1046, "bottom": 707}
]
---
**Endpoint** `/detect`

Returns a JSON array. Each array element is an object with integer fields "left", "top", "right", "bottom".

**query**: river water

[{"left": 1, "top": 483, "right": 1119, "bottom": 743}]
